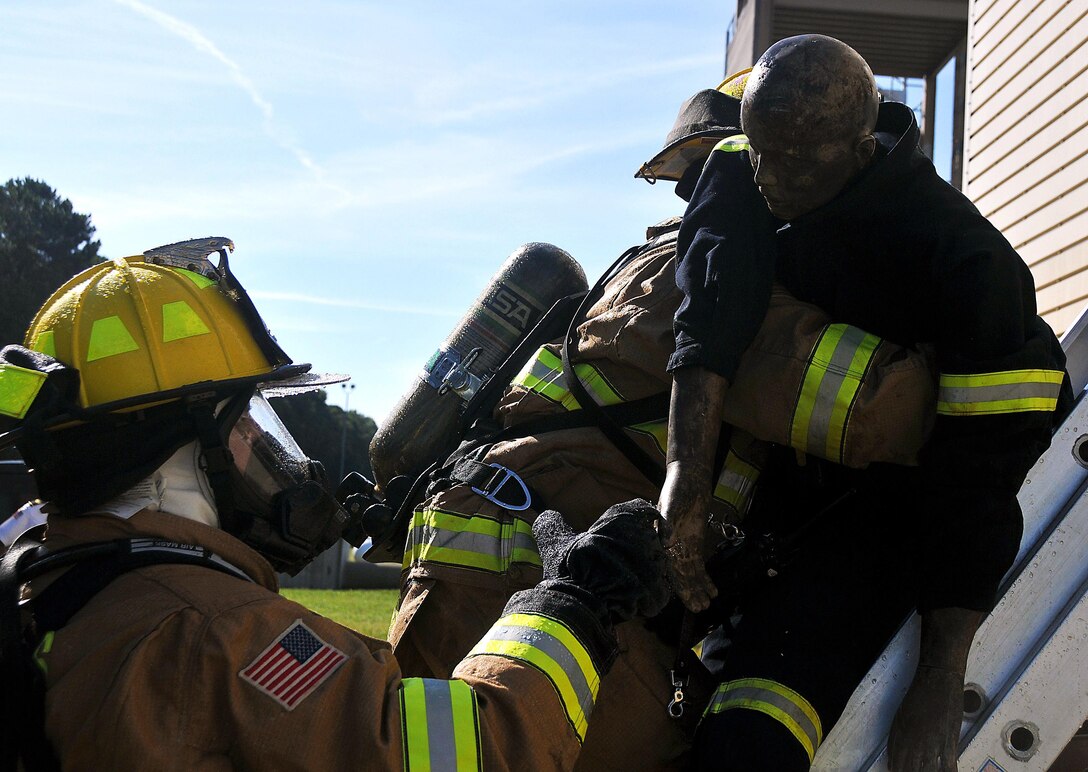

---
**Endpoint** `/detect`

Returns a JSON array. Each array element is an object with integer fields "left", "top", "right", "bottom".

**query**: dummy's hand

[
  {"left": 887, "top": 664, "right": 963, "bottom": 771},
  {"left": 659, "top": 466, "right": 718, "bottom": 613},
  {"left": 532, "top": 499, "right": 671, "bottom": 624}
]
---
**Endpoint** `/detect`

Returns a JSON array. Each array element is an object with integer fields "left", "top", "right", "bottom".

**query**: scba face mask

[{"left": 224, "top": 393, "right": 362, "bottom": 574}]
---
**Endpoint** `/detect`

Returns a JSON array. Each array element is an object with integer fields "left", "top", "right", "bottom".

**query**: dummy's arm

[{"left": 658, "top": 366, "right": 728, "bottom": 613}]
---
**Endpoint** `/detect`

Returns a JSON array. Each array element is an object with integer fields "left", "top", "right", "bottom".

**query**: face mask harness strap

[{"left": 187, "top": 389, "right": 251, "bottom": 534}]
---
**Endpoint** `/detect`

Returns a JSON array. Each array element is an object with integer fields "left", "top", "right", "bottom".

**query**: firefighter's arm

[
  {"left": 209, "top": 538, "right": 648, "bottom": 772},
  {"left": 659, "top": 366, "right": 728, "bottom": 613},
  {"left": 451, "top": 500, "right": 670, "bottom": 769},
  {"left": 888, "top": 606, "right": 985, "bottom": 771}
]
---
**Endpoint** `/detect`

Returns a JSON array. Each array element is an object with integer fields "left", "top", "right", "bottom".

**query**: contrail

[
  {"left": 113, "top": 0, "right": 338, "bottom": 188},
  {"left": 250, "top": 290, "right": 460, "bottom": 318}
]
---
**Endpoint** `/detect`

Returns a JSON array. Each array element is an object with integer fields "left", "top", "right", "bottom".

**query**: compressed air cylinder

[{"left": 369, "top": 243, "right": 587, "bottom": 491}]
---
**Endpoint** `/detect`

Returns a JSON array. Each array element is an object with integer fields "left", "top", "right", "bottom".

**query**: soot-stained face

[{"left": 740, "top": 35, "right": 879, "bottom": 221}]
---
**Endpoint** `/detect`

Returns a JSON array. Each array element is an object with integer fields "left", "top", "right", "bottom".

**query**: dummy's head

[
  {"left": 636, "top": 73, "right": 747, "bottom": 202},
  {"left": 741, "top": 34, "right": 879, "bottom": 220},
  {"left": 0, "top": 237, "right": 363, "bottom": 574}
]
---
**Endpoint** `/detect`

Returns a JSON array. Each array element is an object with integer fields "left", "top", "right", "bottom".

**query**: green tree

[
  {"left": 0, "top": 177, "right": 102, "bottom": 345},
  {"left": 270, "top": 390, "right": 377, "bottom": 487}
]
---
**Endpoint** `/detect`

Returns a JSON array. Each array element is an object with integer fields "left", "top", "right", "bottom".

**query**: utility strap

[
  {"left": 459, "top": 291, "right": 589, "bottom": 434},
  {"left": 1, "top": 540, "right": 60, "bottom": 772},
  {"left": 26, "top": 539, "right": 253, "bottom": 634},
  {"left": 561, "top": 248, "right": 667, "bottom": 489}
]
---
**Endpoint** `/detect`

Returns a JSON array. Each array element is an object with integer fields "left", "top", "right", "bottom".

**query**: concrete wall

[{"left": 964, "top": 0, "right": 1088, "bottom": 336}]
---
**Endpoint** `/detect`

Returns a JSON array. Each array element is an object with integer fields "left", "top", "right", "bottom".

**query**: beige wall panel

[
  {"left": 971, "top": 1, "right": 1088, "bottom": 114},
  {"left": 993, "top": 171, "right": 1088, "bottom": 247},
  {"left": 971, "top": 124, "right": 1088, "bottom": 213},
  {"left": 1036, "top": 264, "right": 1088, "bottom": 322},
  {"left": 1042, "top": 302, "right": 1085, "bottom": 338},
  {"left": 1014, "top": 207, "right": 1088, "bottom": 267},
  {"left": 985, "top": 150, "right": 1088, "bottom": 240},
  {"left": 970, "top": 0, "right": 1036, "bottom": 69},
  {"left": 1024, "top": 235, "right": 1088, "bottom": 291},
  {"left": 967, "top": 88, "right": 1088, "bottom": 191},
  {"left": 971, "top": 36, "right": 1088, "bottom": 155},
  {"left": 970, "top": 50, "right": 1088, "bottom": 169}
]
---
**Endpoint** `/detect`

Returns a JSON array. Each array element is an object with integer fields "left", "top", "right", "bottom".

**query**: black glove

[{"left": 533, "top": 498, "right": 670, "bottom": 624}]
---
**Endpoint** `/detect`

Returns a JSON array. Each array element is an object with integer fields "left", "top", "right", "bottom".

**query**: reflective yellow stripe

[
  {"left": 468, "top": 612, "right": 600, "bottom": 742},
  {"left": 34, "top": 631, "right": 55, "bottom": 675},
  {"left": 513, "top": 349, "right": 581, "bottom": 410},
  {"left": 713, "top": 134, "right": 751, "bottom": 153},
  {"left": 513, "top": 347, "right": 624, "bottom": 410},
  {"left": 704, "top": 678, "right": 823, "bottom": 762},
  {"left": 937, "top": 368, "right": 1064, "bottom": 415},
  {"left": 400, "top": 678, "right": 482, "bottom": 771},
  {"left": 629, "top": 418, "right": 668, "bottom": 457},
  {"left": 401, "top": 679, "right": 431, "bottom": 768},
  {"left": 0, "top": 363, "right": 48, "bottom": 419},
  {"left": 403, "top": 507, "right": 541, "bottom": 573},
  {"left": 162, "top": 300, "right": 211, "bottom": 342},
  {"left": 790, "top": 323, "right": 881, "bottom": 464},
  {"left": 713, "top": 447, "right": 760, "bottom": 515},
  {"left": 174, "top": 267, "right": 217, "bottom": 289},
  {"left": 86, "top": 315, "right": 139, "bottom": 362},
  {"left": 31, "top": 330, "right": 55, "bottom": 358}
]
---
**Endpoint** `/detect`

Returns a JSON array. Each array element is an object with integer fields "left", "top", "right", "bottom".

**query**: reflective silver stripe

[
  {"left": 791, "top": 324, "right": 880, "bottom": 463},
  {"left": 937, "top": 368, "right": 1064, "bottom": 415},
  {"left": 704, "top": 678, "right": 823, "bottom": 762},
  {"left": 400, "top": 678, "right": 481, "bottom": 771},
  {"left": 467, "top": 612, "right": 600, "bottom": 741},
  {"left": 404, "top": 508, "right": 541, "bottom": 573},
  {"left": 713, "top": 448, "right": 760, "bottom": 515},
  {"left": 482, "top": 620, "right": 596, "bottom": 728}
]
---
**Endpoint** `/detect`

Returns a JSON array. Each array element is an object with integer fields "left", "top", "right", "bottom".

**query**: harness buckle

[
  {"left": 667, "top": 669, "right": 687, "bottom": 719},
  {"left": 470, "top": 463, "right": 532, "bottom": 511},
  {"left": 422, "top": 347, "right": 484, "bottom": 402}
]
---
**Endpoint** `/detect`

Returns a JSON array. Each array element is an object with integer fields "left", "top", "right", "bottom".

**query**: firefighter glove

[{"left": 533, "top": 499, "right": 670, "bottom": 624}]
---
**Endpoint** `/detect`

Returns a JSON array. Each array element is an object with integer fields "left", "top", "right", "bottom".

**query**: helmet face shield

[
  {"left": 222, "top": 392, "right": 363, "bottom": 575},
  {"left": 227, "top": 393, "right": 316, "bottom": 513}
]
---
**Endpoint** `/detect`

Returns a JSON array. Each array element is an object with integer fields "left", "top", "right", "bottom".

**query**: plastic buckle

[{"left": 471, "top": 463, "right": 532, "bottom": 511}]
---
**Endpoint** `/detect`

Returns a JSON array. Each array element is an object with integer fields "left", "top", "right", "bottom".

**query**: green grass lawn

[{"left": 281, "top": 589, "right": 400, "bottom": 640}]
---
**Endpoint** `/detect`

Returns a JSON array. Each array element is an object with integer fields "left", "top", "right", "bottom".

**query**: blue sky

[{"left": 3, "top": 1, "right": 735, "bottom": 423}]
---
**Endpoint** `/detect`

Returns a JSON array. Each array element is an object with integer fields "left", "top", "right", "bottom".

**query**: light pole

[{"left": 339, "top": 383, "right": 356, "bottom": 482}]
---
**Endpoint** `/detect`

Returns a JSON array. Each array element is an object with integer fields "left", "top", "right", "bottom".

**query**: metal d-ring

[{"left": 471, "top": 463, "right": 532, "bottom": 511}]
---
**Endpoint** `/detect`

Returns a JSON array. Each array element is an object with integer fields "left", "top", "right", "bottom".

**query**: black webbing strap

[
  {"left": 560, "top": 247, "right": 668, "bottom": 489},
  {"left": 26, "top": 539, "right": 253, "bottom": 633},
  {"left": 459, "top": 291, "right": 589, "bottom": 435},
  {"left": 0, "top": 538, "right": 253, "bottom": 772},
  {"left": 1, "top": 539, "right": 59, "bottom": 772}
]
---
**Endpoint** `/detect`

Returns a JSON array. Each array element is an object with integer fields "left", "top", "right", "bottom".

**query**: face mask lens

[{"left": 227, "top": 394, "right": 312, "bottom": 508}]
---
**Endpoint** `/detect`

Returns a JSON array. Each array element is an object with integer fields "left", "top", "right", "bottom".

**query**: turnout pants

[
  {"left": 694, "top": 455, "right": 920, "bottom": 770},
  {"left": 389, "top": 434, "right": 708, "bottom": 771}
]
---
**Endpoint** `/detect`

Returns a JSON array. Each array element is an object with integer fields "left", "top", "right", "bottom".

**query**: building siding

[{"left": 965, "top": 0, "right": 1088, "bottom": 335}]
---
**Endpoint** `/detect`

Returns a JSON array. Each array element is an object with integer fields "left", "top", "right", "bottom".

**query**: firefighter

[
  {"left": 388, "top": 81, "right": 942, "bottom": 771},
  {"left": 0, "top": 239, "right": 671, "bottom": 771},
  {"left": 662, "top": 35, "right": 1072, "bottom": 770}
]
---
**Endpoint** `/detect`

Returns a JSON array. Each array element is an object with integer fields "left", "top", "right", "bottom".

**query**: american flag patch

[{"left": 240, "top": 620, "right": 347, "bottom": 710}]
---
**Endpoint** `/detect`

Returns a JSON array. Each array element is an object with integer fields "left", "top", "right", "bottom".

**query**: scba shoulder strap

[{"left": 0, "top": 537, "right": 254, "bottom": 772}]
